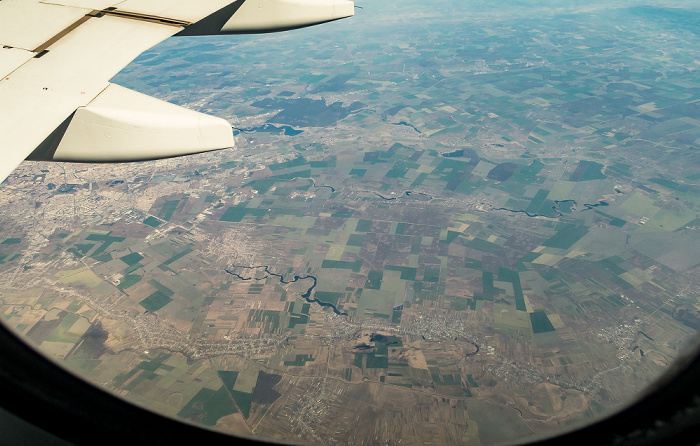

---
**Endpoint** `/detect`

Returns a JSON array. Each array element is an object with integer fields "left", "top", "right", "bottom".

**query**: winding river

[
  {"left": 494, "top": 199, "right": 609, "bottom": 218},
  {"left": 308, "top": 178, "right": 336, "bottom": 192},
  {"left": 224, "top": 265, "right": 347, "bottom": 316}
]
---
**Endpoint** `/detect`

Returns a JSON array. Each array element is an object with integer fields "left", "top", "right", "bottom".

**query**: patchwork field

[{"left": 1, "top": 1, "right": 700, "bottom": 445}]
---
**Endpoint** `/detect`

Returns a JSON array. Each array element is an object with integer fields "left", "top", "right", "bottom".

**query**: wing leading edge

[{"left": 0, "top": 0, "right": 354, "bottom": 183}]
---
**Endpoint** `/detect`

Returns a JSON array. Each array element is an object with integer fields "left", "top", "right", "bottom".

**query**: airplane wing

[{"left": 0, "top": 0, "right": 354, "bottom": 183}]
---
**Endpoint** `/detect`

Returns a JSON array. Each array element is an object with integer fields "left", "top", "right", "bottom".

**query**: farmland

[{"left": 1, "top": 0, "right": 699, "bottom": 444}]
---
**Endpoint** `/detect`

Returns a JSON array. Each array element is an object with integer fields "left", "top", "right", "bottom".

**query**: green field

[
  {"left": 120, "top": 252, "right": 144, "bottom": 266},
  {"left": 117, "top": 274, "right": 141, "bottom": 290},
  {"left": 139, "top": 291, "right": 172, "bottom": 312},
  {"left": 177, "top": 386, "right": 238, "bottom": 425},
  {"left": 321, "top": 259, "right": 363, "bottom": 271},
  {"left": 543, "top": 224, "right": 589, "bottom": 249},
  {"left": 158, "top": 200, "right": 180, "bottom": 221},
  {"left": 220, "top": 205, "right": 268, "bottom": 222},
  {"left": 530, "top": 311, "right": 556, "bottom": 334},
  {"left": 143, "top": 216, "right": 162, "bottom": 228},
  {"left": 570, "top": 161, "right": 606, "bottom": 181}
]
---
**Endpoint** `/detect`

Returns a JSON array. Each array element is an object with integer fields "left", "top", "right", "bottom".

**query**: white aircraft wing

[{"left": 0, "top": 0, "right": 354, "bottom": 183}]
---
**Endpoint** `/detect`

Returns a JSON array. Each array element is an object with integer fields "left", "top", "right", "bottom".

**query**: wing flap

[
  {"left": 0, "top": 47, "right": 34, "bottom": 79},
  {"left": 0, "top": 1, "right": 91, "bottom": 51},
  {"left": 32, "top": 83, "right": 233, "bottom": 162},
  {"left": 110, "top": 0, "right": 242, "bottom": 23},
  {"left": 38, "top": 1, "right": 123, "bottom": 9},
  {"left": 8, "top": 14, "right": 179, "bottom": 93}
]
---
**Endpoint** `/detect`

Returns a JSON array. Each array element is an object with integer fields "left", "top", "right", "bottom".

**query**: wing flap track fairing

[{"left": 28, "top": 83, "right": 234, "bottom": 162}]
